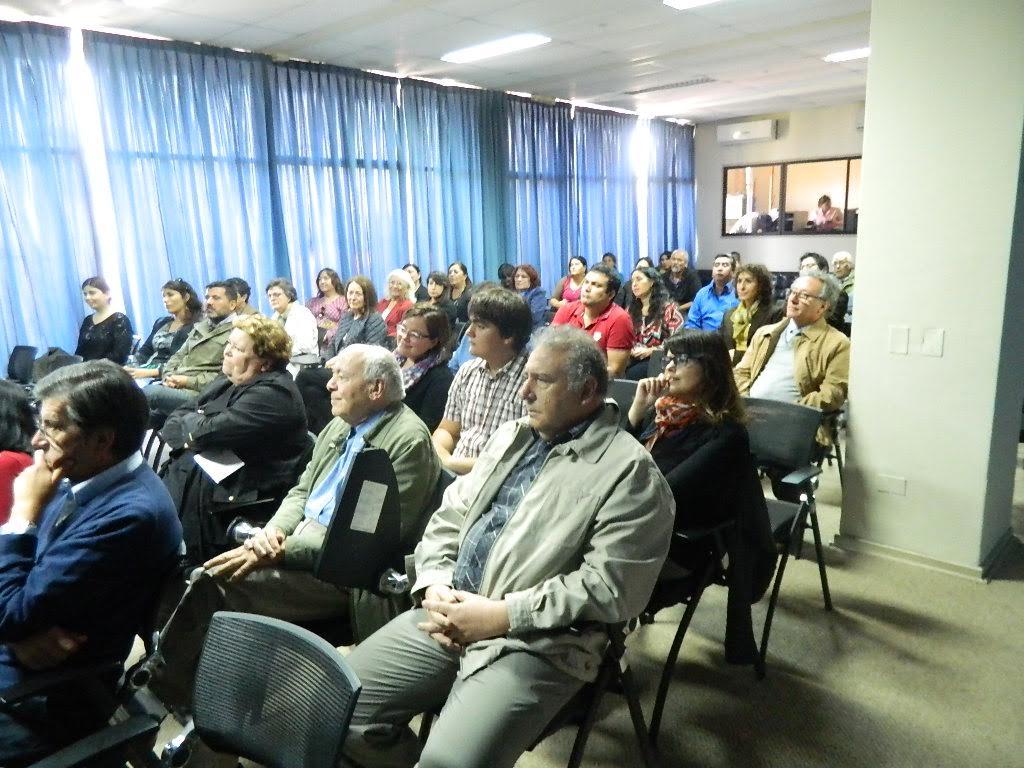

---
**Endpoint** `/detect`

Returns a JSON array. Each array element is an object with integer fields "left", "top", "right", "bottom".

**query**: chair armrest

[
  {"left": 28, "top": 715, "right": 160, "bottom": 768},
  {"left": 0, "top": 661, "right": 122, "bottom": 707},
  {"left": 779, "top": 465, "right": 822, "bottom": 488}
]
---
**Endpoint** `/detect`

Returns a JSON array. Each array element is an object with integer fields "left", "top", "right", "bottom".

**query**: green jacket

[
  {"left": 267, "top": 402, "right": 439, "bottom": 640},
  {"left": 161, "top": 316, "right": 234, "bottom": 393},
  {"left": 413, "top": 403, "right": 674, "bottom": 682}
]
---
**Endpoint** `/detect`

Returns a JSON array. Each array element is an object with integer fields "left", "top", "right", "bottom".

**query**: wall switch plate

[
  {"left": 921, "top": 328, "right": 945, "bottom": 357},
  {"left": 875, "top": 474, "right": 908, "bottom": 496},
  {"left": 888, "top": 325, "right": 910, "bottom": 355}
]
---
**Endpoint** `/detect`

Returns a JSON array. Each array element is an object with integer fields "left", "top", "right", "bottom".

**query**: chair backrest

[
  {"left": 607, "top": 379, "right": 638, "bottom": 427},
  {"left": 744, "top": 397, "right": 823, "bottom": 470},
  {"left": 193, "top": 611, "right": 361, "bottom": 768},
  {"left": 7, "top": 345, "right": 36, "bottom": 383},
  {"left": 314, "top": 447, "right": 403, "bottom": 590},
  {"left": 647, "top": 347, "right": 665, "bottom": 377}
]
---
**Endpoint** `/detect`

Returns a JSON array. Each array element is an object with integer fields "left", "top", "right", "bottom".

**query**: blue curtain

[
  {"left": 647, "top": 119, "right": 695, "bottom": 264},
  {"left": 573, "top": 108, "right": 641, "bottom": 270},
  {"left": 0, "top": 23, "right": 98, "bottom": 364},
  {"left": 506, "top": 98, "right": 574, "bottom": 291},
  {"left": 400, "top": 81, "right": 510, "bottom": 283},
  {"left": 270, "top": 64, "right": 406, "bottom": 299},
  {"left": 84, "top": 33, "right": 279, "bottom": 327}
]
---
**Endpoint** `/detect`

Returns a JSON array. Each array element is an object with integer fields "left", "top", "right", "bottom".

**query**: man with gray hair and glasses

[
  {"left": 340, "top": 326, "right": 674, "bottom": 768},
  {"left": 0, "top": 361, "right": 181, "bottom": 763},
  {"left": 149, "top": 344, "right": 439, "bottom": 713},
  {"left": 734, "top": 269, "right": 850, "bottom": 457}
]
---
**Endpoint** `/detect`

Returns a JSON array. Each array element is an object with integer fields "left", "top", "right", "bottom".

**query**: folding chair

[
  {"left": 744, "top": 397, "right": 833, "bottom": 669},
  {"left": 161, "top": 611, "right": 361, "bottom": 768},
  {"left": 607, "top": 378, "right": 638, "bottom": 427}
]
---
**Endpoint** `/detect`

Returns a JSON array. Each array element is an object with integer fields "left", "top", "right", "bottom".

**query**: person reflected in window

[
  {"left": 74, "top": 277, "right": 134, "bottom": 364},
  {"left": 813, "top": 194, "right": 843, "bottom": 231},
  {"left": 720, "top": 264, "right": 774, "bottom": 365},
  {"left": 125, "top": 278, "right": 201, "bottom": 380}
]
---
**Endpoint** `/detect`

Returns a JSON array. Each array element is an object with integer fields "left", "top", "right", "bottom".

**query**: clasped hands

[
  {"left": 418, "top": 584, "right": 510, "bottom": 652},
  {"left": 203, "top": 526, "right": 285, "bottom": 583}
]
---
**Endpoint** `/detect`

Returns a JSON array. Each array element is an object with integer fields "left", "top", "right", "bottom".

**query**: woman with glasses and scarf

[{"left": 393, "top": 305, "right": 455, "bottom": 433}]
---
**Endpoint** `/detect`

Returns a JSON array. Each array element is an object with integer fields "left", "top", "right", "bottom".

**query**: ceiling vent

[{"left": 624, "top": 75, "right": 714, "bottom": 96}]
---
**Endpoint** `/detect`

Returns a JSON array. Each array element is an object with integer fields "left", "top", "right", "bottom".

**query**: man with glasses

[
  {"left": 0, "top": 361, "right": 181, "bottom": 763},
  {"left": 433, "top": 287, "right": 533, "bottom": 475},
  {"left": 734, "top": 270, "right": 850, "bottom": 416}
]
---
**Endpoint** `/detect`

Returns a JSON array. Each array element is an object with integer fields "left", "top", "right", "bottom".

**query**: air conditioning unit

[{"left": 716, "top": 119, "right": 777, "bottom": 145}]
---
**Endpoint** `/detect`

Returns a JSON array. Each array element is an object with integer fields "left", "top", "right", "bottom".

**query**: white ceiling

[{"left": 9, "top": 0, "right": 871, "bottom": 122}]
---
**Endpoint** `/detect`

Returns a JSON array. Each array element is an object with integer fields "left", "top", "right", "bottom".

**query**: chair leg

[
  {"left": 760, "top": 511, "right": 803, "bottom": 670},
  {"left": 834, "top": 438, "right": 845, "bottom": 489},
  {"left": 610, "top": 630, "right": 659, "bottom": 768},
  {"left": 649, "top": 588, "right": 704, "bottom": 745},
  {"left": 808, "top": 506, "right": 833, "bottom": 611},
  {"left": 566, "top": 662, "right": 613, "bottom": 768}
]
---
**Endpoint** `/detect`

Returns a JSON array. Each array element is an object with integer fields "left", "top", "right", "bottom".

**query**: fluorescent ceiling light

[
  {"left": 823, "top": 47, "right": 870, "bottom": 63},
  {"left": 441, "top": 33, "right": 550, "bottom": 64},
  {"left": 663, "top": 0, "right": 725, "bottom": 10}
]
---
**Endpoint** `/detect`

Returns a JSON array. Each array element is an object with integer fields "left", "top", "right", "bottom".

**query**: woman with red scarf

[{"left": 626, "top": 329, "right": 750, "bottom": 533}]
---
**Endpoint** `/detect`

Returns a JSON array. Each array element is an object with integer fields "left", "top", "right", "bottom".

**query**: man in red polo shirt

[{"left": 551, "top": 264, "right": 634, "bottom": 377}]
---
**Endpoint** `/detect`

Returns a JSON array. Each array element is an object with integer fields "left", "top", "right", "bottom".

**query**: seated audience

[
  {"left": 150, "top": 345, "right": 439, "bottom": 712},
  {"left": 74, "top": 276, "right": 134, "bottom": 364},
  {"left": 0, "top": 381, "right": 34, "bottom": 524},
  {"left": 0, "top": 362, "right": 181, "bottom": 763},
  {"left": 601, "top": 251, "right": 623, "bottom": 282},
  {"left": 813, "top": 194, "right": 843, "bottom": 231},
  {"left": 125, "top": 278, "right": 202, "bottom": 380},
  {"left": 720, "top": 264, "right": 774, "bottom": 364},
  {"left": 796, "top": 253, "right": 848, "bottom": 332},
  {"left": 685, "top": 253, "right": 739, "bottom": 331},
  {"left": 549, "top": 256, "right": 587, "bottom": 310},
  {"left": 664, "top": 249, "right": 701, "bottom": 314},
  {"left": 625, "top": 266, "right": 684, "bottom": 380},
  {"left": 225, "top": 277, "right": 259, "bottom": 317},
  {"left": 513, "top": 264, "right": 548, "bottom": 328},
  {"left": 731, "top": 250, "right": 742, "bottom": 268},
  {"left": 635, "top": 256, "right": 654, "bottom": 270},
  {"left": 657, "top": 249, "right": 672, "bottom": 276},
  {"left": 424, "top": 270, "right": 458, "bottom": 324},
  {"left": 447, "top": 262, "right": 474, "bottom": 323},
  {"left": 267, "top": 277, "right": 319, "bottom": 375},
  {"left": 144, "top": 281, "right": 239, "bottom": 427},
  {"left": 295, "top": 276, "right": 387, "bottom": 433},
  {"left": 394, "top": 305, "right": 455, "bottom": 433},
  {"left": 306, "top": 268, "right": 348, "bottom": 358},
  {"left": 833, "top": 251, "right": 855, "bottom": 331},
  {"left": 378, "top": 269, "right": 416, "bottom": 341},
  {"left": 433, "top": 287, "right": 532, "bottom": 475},
  {"left": 404, "top": 263, "right": 429, "bottom": 303},
  {"left": 340, "top": 326, "right": 674, "bottom": 768},
  {"left": 735, "top": 270, "right": 850, "bottom": 464},
  {"left": 551, "top": 264, "right": 633, "bottom": 377},
  {"left": 160, "top": 316, "right": 309, "bottom": 567}
]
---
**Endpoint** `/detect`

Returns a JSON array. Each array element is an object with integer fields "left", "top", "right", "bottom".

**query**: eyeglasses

[
  {"left": 396, "top": 323, "right": 431, "bottom": 342},
  {"left": 661, "top": 353, "right": 702, "bottom": 371},
  {"left": 787, "top": 289, "right": 825, "bottom": 304}
]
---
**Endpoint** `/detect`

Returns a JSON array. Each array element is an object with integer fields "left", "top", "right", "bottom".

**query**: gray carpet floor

[{"left": 150, "top": 449, "right": 1024, "bottom": 767}]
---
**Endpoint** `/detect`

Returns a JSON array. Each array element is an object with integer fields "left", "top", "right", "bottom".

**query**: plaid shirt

[{"left": 442, "top": 352, "right": 529, "bottom": 459}]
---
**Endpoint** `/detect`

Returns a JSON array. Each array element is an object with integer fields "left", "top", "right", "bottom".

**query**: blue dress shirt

[{"left": 684, "top": 281, "right": 739, "bottom": 331}]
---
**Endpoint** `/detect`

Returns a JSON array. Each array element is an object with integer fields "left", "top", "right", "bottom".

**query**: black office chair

[
  {"left": 420, "top": 622, "right": 658, "bottom": 768},
  {"left": 607, "top": 379, "right": 638, "bottom": 427},
  {"left": 161, "top": 611, "right": 361, "bottom": 768},
  {"left": 7, "top": 345, "right": 36, "bottom": 384},
  {"left": 744, "top": 397, "right": 833, "bottom": 669}
]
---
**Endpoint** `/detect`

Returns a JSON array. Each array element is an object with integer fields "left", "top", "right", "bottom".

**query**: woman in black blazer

[{"left": 719, "top": 264, "right": 774, "bottom": 365}]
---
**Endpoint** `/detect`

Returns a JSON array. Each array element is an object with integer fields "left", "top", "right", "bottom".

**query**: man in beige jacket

[{"left": 341, "top": 326, "right": 675, "bottom": 768}]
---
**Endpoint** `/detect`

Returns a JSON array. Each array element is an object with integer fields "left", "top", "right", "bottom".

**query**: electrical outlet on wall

[{"left": 920, "top": 328, "right": 945, "bottom": 357}]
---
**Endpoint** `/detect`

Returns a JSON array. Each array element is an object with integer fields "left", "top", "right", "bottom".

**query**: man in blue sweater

[{"left": 0, "top": 361, "right": 182, "bottom": 764}]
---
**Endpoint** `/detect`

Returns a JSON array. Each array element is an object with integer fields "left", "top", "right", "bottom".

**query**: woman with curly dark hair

[
  {"left": 720, "top": 263, "right": 774, "bottom": 365},
  {"left": 624, "top": 266, "right": 684, "bottom": 380}
]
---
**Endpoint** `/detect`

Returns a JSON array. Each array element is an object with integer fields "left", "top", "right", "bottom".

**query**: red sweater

[{"left": 0, "top": 451, "right": 33, "bottom": 525}]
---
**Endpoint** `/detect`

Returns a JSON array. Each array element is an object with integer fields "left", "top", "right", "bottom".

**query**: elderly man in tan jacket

[{"left": 341, "top": 325, "right": 675, "bottom": 768}]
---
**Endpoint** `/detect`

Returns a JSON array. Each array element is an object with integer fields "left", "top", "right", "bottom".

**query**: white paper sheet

[
  {"left": 193, "top": 449, "right": 245, "bottom": 484},
  {"left": 350, "top": 480, "right": 388, "bottom": 534}
]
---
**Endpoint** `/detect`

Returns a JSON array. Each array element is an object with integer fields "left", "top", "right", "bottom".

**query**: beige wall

[
  {"left": 838, "top": 0, "right": 1024, "bottom": 574},
  {"left": 694, "top": 102, "right": 863, "bottom": 271}
]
